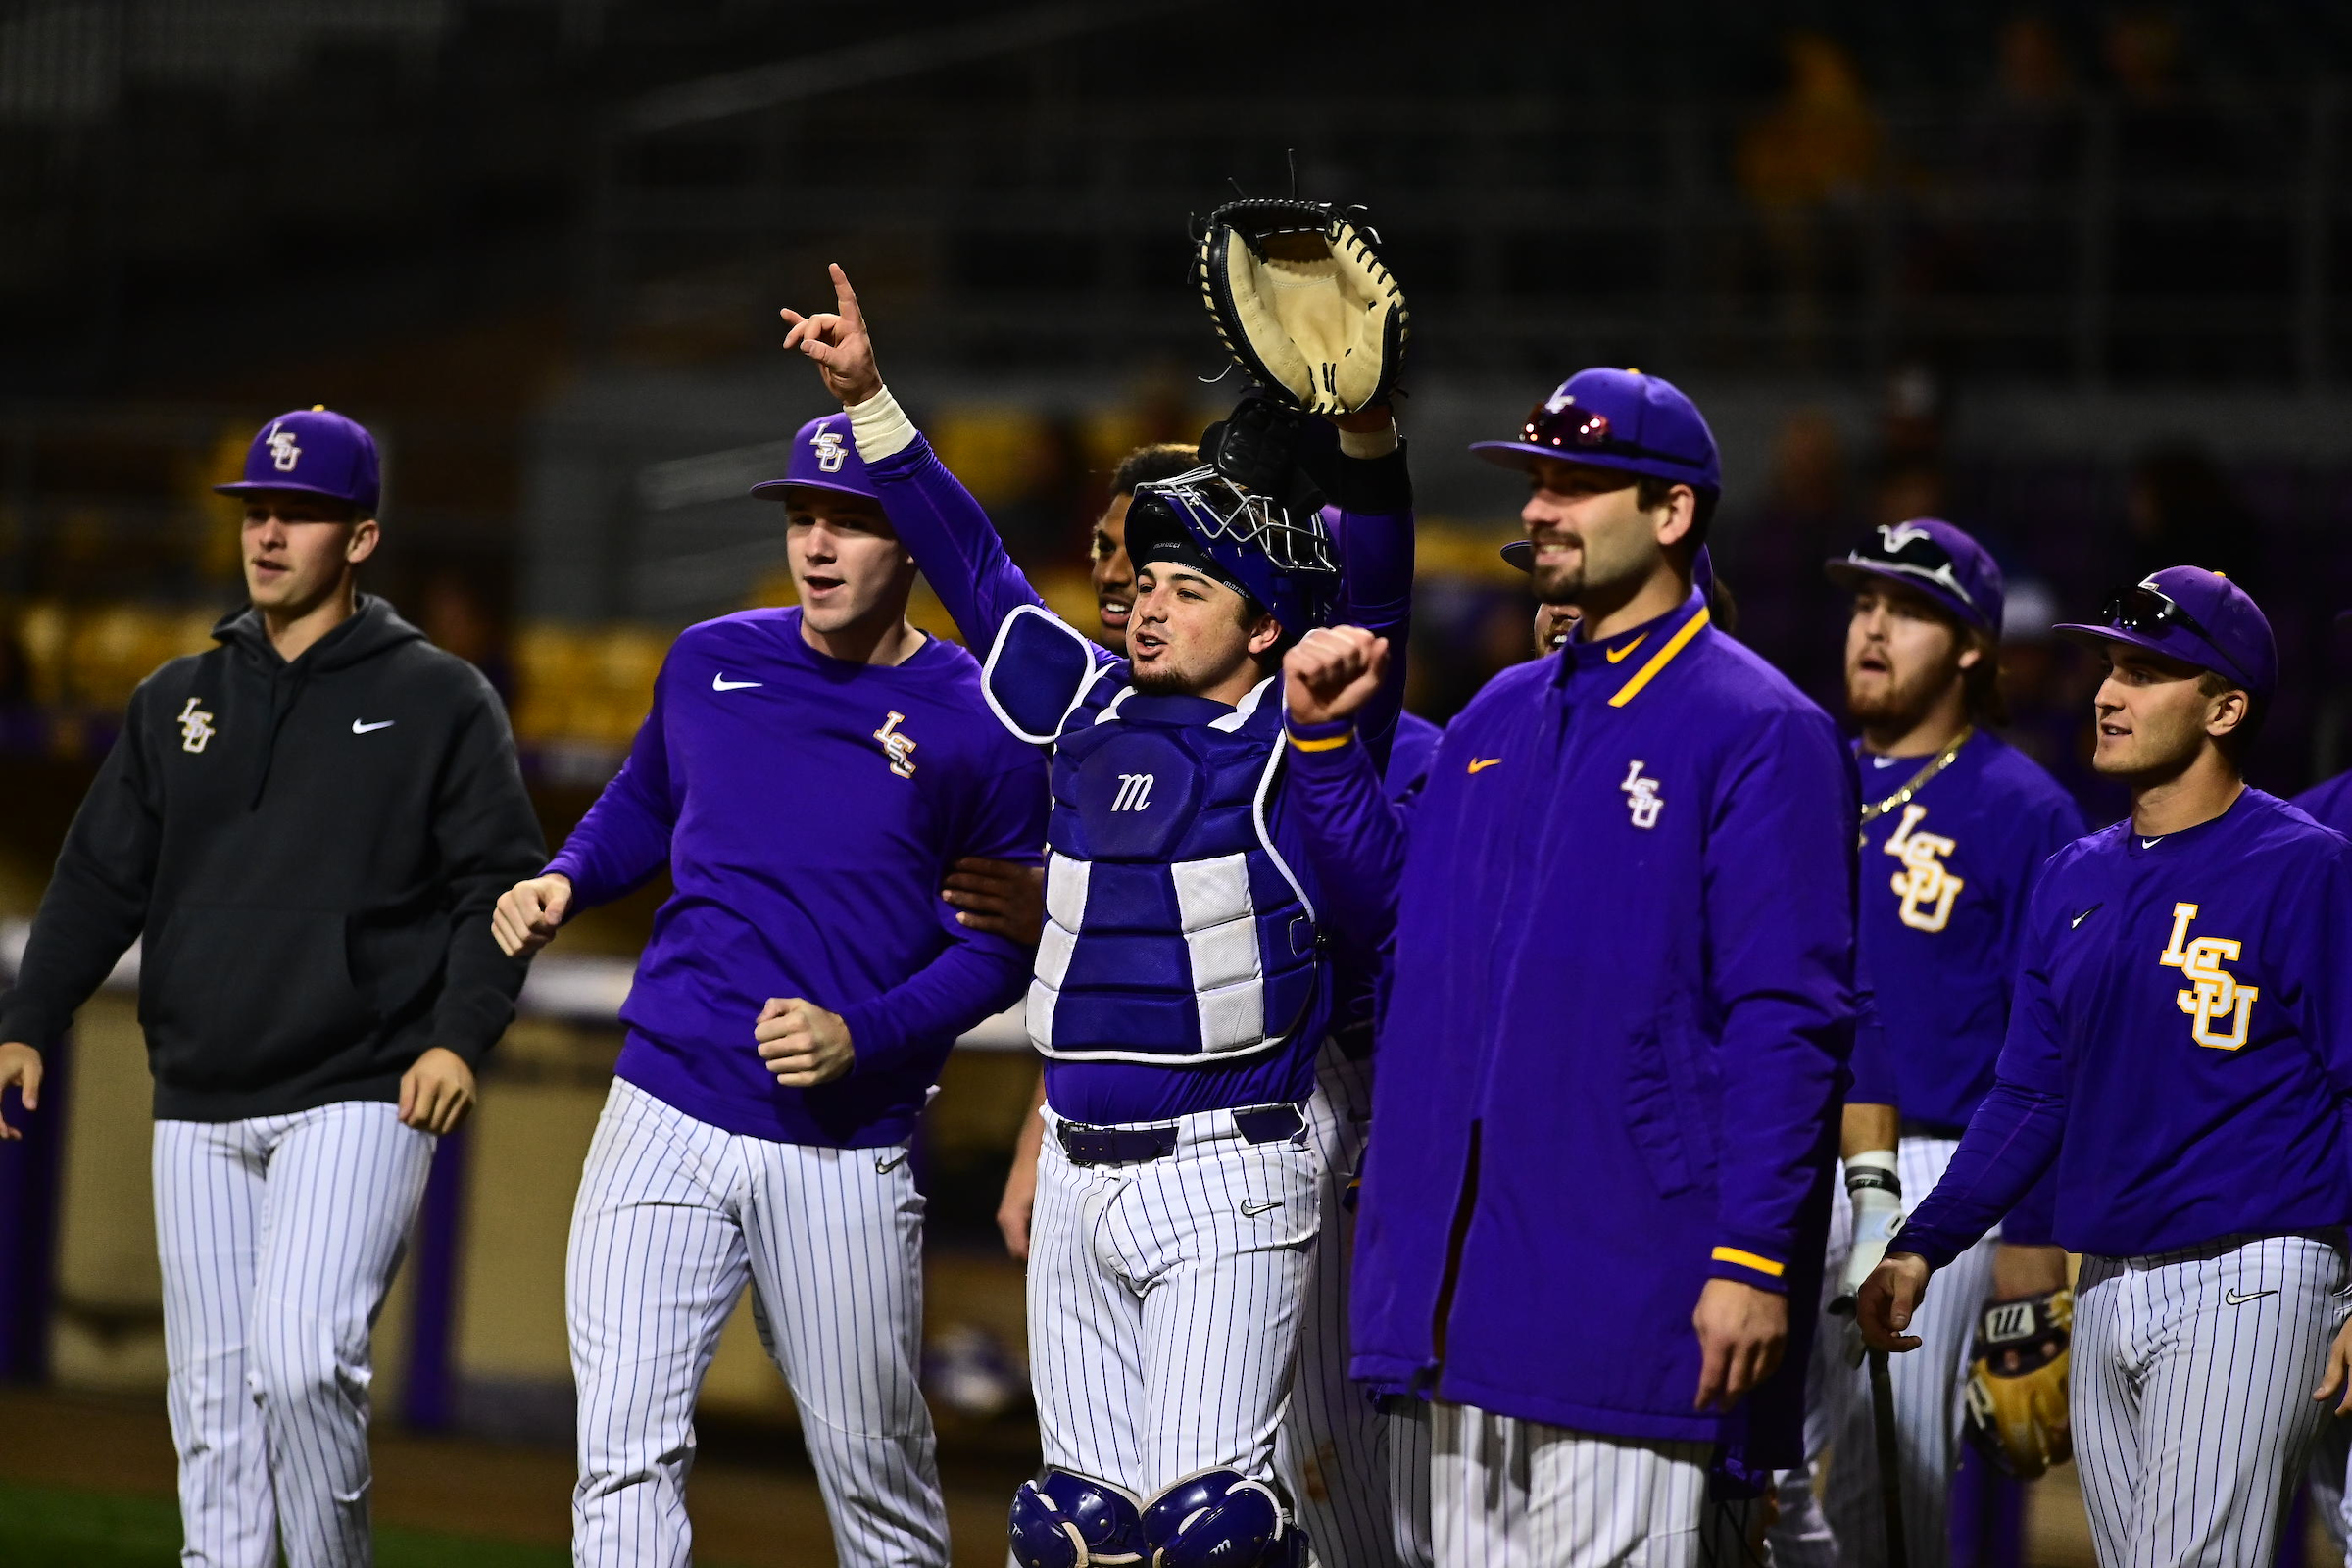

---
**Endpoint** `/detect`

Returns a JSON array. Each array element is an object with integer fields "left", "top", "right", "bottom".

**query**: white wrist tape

[{"left": 847, "top": 386, "right": 916, "bottom": 463}]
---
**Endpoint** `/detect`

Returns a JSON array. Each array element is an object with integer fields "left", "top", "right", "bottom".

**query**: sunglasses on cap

[
  {"left": 1516, "top": 399, "right": 1707, "bottom": 470},
  {"left": 2098, "top": 580, "right": 2219, "bottom": 647},
  {"left": 1845, "top": 523, "right": 1978, "bottom": 612}
]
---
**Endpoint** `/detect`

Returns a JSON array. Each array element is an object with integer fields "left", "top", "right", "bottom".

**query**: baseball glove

[
  {"left": 1197, "top": 198, "right": 1408, "bottom": 416},
  {"left": 1963, "top": 1288, "right": 2073, "bottom": 1479}
]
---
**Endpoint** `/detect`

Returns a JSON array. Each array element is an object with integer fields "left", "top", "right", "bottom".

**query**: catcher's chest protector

[{"left": 1027, "top": 687, "right": 1319, "bottom": 1063}]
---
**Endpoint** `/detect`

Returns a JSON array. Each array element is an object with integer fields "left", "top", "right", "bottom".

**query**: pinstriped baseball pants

[
  {"left": 2072, "top": 1231, "right": 2350, "bottom": 1568},
  {"left": 1773, "top": 1135, "right": 1999, "bottom": 1568},
  {"left": 154, "top": 1101, "right": 436, "bottom": 1568},
  {"left": 1429, "top": 1402, "right": 1757, "bottom": 1568},
  {"left": 1027, "top": 1102, "right": 1321, "bottom": 1507},
  {"left": 567, "top": 1080, "right": 947, "bottom": 1568},
  {"left": 1282, "top": 1040, "right": 1417, "bottom": 1568}
]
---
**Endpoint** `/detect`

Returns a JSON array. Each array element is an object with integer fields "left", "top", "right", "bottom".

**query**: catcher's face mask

[{"left": 1123, "top": 468, "right": 1338, "bottom": 645}]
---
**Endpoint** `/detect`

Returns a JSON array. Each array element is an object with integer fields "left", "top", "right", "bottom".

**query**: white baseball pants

[
  {"left": 1430, "top": 1401, "right": 1755, "bottom": 1568},
  {"left": 1281, "top": 1040, "right": 1415, "bottom": 1568},
  {"left": 2072, "top": 1230, "right": 2349, "bottom": 1568},
  {"left": 1026, "top": 1101, "right": 1321, "bottom": 1506},
  {"left": 154, "top": 1100, "right": 436, "bottom": 1568},
  {"left": 567, "top": 1079, "right": 947, "bottom": 1568},
  {"left": 1773, "top": 1134, "right": 1998, "bottom": 1568}
]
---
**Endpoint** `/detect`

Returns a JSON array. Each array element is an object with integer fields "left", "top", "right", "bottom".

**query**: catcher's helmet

[{"left": 1121, "top": 467, "right": 1338, "bottom": 644}]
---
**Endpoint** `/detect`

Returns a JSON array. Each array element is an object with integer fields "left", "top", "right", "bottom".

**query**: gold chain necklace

[{"left": 1857, "top": 726, "right": 1975, "bottom": 833}]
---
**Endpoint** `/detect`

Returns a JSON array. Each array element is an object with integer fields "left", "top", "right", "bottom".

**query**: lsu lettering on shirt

[
  {"left": 1854, "top": 731, "right": 2083, "bottom": 1129},
  {"left": 1961, "top": 789, "right": 2352, "bottom": 1257}
]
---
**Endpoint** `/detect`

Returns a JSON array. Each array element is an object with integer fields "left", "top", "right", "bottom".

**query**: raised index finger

[{"left": 829, "top": 263, "right": 863, "bottom": 328}]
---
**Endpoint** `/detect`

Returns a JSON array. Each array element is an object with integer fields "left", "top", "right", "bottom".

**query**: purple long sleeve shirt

[
  {"left": 1901, "top": 789, "right": 2352, "bottom": 1265},
  {"left": 546, "top": 608, "right": 1047, "bottom": 1147},
  {"left": 859, "top": 429, "right": 1415, "bottom": 1125},
  {"left": 1289, "top": 589, "right": 1856, "bottom": 1466}
]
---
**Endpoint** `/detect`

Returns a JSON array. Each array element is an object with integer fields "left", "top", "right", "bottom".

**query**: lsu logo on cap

[
  {"left": 812, "top": 428, "right": 848, "bottom": 474},
  {"left": 267, "top": 422, "right": 302, "bottom": 472},
  {"left": 1883, "top": 804, "right": 1963, "bottom": 932},
  {"left": 2159, "top": 902, "right": 2260, "bottom": 1050},
  {"left": 873, "top": 710, "right": 917, "bottom": 778}
]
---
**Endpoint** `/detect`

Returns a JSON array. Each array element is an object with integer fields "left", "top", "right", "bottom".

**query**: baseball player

[
  {"left": 780, "top": 264, "right": 1415, "bottom": 1568},
  {"left": 491, "top": 413, "right": 1049, "bottom": 1568},
  {"left": 986, "top": 439, "right": 1214, "bottom": 1260},
  {"left": 973, "top": 437, "right": 1436, "bottom": 1568},
  {"left": 0, "top": 408, "right": 544, "bottom": 1567},
  {"left": 1860, "top": 565, "right": 2352, "bottom": 1567},
  {"left": 1283, "top": 369, "right": 1857, "bottom": 1566},
  {"left": 1768, "top": 519, "right": 2083, "bottom": 1567}
]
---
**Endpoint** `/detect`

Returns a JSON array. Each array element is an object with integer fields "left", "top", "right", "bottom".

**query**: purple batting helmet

[
  {"left": 1825, "top": 518, "right": 2005, "bottom": 636},
  {"left": 751, "top": 413, "right": 880, "bottom": 503},
  {"left": 1470, "top": 368, "right": 1722, "bottom": 494},
  {"left": 214, "top": 407, "right": 381, "bottom": 514},
  {"left": 2055, "top": 565, "right": 2278, "bottom": 699}
]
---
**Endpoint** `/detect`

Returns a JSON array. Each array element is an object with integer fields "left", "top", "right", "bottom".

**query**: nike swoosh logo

[
  {"left": 1467, "top": 758, "right": 1503, "bottom": 774},
  {"left": 2224, "top": 1287, "right": 2278, "bottom": 1306},
  {"left": 874, "top": 1150, "right": 909, "bottom": 1174},
  {"left": 1240, "top": 1199, "right": 1280, "bottom": 1217},
  {"left": 2140, "top": 836, "right": 2166, "bottom": 849},
  {"left": 2070, "top": 904, "right": 2101, "bottom": 930},
  {"left": 352, "top": 718, "right": 395, "bottom": 734},
  {"left": 713, "top": 675, "right": 762, "bottom": 691},
  {"left": 1605, "top": 635, "right": 1647, "bottom": 664}
]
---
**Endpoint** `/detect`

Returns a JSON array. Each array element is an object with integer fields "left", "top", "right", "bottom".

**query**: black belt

[{"left": 1056, "top": 1104, "right": 1305, "bottom": 1167}]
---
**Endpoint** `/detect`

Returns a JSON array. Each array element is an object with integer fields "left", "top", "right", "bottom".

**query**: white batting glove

[{"left": 1836, "top": 1149, "right": 1904, "bottom": 1302}]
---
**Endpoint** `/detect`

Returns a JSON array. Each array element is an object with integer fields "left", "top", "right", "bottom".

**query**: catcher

[{"left": 779, "top": 191, "right": 1412, "bottom": 1568}]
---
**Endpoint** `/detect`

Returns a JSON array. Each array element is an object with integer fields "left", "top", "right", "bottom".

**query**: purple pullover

[
  {"left": 1898, "top": 789, "right": 2352, "bottom": 1266},
  {"left": 546, "top": 608, "right": 1047, "bottom": 1147},
  {"left": 1288, "top": 589, "right": 1856, "bottom": 1466}
]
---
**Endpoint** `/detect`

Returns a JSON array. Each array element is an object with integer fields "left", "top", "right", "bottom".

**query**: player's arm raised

[
  {"left": 780, "top": 266, "right": 1107, "bottom": 690},
  {"left": 1283, "top": 627, "right": 1412, "bottom": 962}
]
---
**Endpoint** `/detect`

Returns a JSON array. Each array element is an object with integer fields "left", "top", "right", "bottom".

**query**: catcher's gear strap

[
  {"left": 1198, "top": 198, "right": 1408, "bottom": 416},
  {"left": 1964, "top": 1287, "right": 2073, "bottom": 1479}
]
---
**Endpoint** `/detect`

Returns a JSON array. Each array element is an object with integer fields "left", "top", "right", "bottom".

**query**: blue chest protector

[{"left": 985, "top": 608, "right": 1320, "bottom": 1064}]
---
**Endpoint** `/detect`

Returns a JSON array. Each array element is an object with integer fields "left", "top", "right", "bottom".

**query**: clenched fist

[
  {"left": 1283, "top": 625, "right": 1390, "bottom": 728},
  {"left": 756, "top": 997, "right": 856, "bottom": 1088},
  {"left": 491, "top": 873, "right": 572, "bottom": 957}
]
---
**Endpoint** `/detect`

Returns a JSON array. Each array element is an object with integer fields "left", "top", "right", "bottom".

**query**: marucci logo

[{"left": 1111, "top": 772, "right": 1154, "bottom": 811}]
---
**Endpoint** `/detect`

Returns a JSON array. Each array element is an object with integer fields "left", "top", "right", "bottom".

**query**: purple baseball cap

[
  {"left": 2055, "top": 565, "right": 2278, "bottom": 698},
  {"left": 214, "top": 407, "right": 381, "bottom": 514},
  {"left": 1470, "top": 368, "right": 1722, "bottom": 495},
  {"left": 750, "top": 413, "right": 880, "bottom": 503},
  {"left": 1824, "top": 518, "right": 2004, "bottom": 635}
]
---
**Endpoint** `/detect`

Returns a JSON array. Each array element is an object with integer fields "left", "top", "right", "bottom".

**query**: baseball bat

[{"left": 1869, "top": 1348, "right": 1910, "bottom": 1568}]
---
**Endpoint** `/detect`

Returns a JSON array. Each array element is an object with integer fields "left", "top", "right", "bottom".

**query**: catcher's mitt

[
  {"left": 1197, "top": 198, "right": 1407, "bottom": 416},
  {"left": 1963, "top": 1289, "right": 2073, "bottom": 1479}
]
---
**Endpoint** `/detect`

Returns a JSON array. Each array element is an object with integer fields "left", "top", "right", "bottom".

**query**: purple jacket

[
  {"left": 547, "top": 609, "right": 1046, "bottom": 1147},
  {"left": 1289, "top": 590, "right": 1855, "bottom": 1464}
]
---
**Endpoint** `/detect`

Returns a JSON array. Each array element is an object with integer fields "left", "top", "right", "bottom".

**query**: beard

[
  {"left": 1128, "top": 662, "right": 1191, "bottom": 695},
  {"left": 1846, "top": 659, "right": 1950, "bottom": 731},
  {"left": 1531, "top": 559, "right": 1583, "bottom": 606}
]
